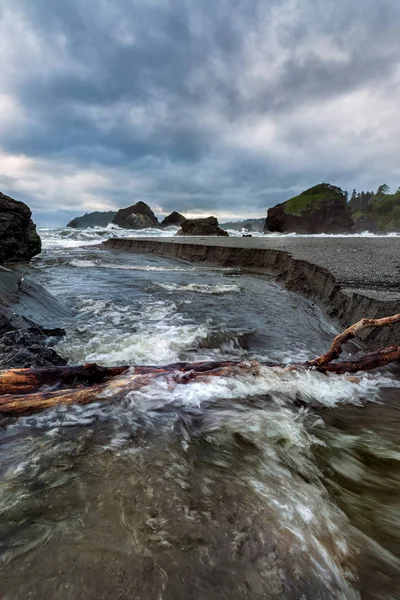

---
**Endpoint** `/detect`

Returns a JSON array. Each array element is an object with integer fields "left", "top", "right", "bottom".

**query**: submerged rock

[
  {"left": 0, "top": 267, "right": 72, "bottom": 368},
  {"left": 176, "top": 216, "right": 229, "bottom": 237},
  {"left": 160, "top": 211, "right": 186, "bottom": 228},
  {"left": 112, "top": 201, "right": 160, "bottom": 229},
  {"left": 264, "top": 183, "right": 354, "bottom": 234},
  {"left": 0, "top": 192, "right": 42, "bottom": 263}
]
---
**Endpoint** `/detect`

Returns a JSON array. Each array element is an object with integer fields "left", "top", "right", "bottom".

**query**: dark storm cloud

[{"left": 1, "top": 0, "right": 400, "bottom": 224}]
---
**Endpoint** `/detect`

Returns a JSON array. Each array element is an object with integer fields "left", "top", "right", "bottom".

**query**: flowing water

[{"left": 0, "top": 227, "right": 399, "bottom": 599}]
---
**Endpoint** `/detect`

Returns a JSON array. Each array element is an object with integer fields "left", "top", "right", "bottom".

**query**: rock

[
  {"left": 351, "top": 214, "right": 379, "bottom": 233},
  {"left": 0, "top": 267, "right": 73, "bottom": 368},
  {"left": 264, "top": 184, "right": 354, "bottom": 234},
  {"left": 0, "top": 192, "right": 42, "bottom": 263},
  {"left": 67, "top": 211, "right": 117, "bottom": 228},
  {"left": 160, "top": 211, "right": 186, "bottom": 228},
  {"left": 176, "top": 216, "right": 229, "bottom": 237},
  {"left": 0, "top": 327, "right": 67, "bottom": 369},
  {"left": 112, "top": 201, "right": 160, "bottom": 229}
]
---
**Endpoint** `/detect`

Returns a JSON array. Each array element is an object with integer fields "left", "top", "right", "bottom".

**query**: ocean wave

[
  {"left": 38, "top": 226, "right": 399, "bottom": 252},
  {"left": 38, "top": 225, "right": 176, "bottom": 249},
  {"left": 156, "top": 282, "right": 241, "bottom": 294}
]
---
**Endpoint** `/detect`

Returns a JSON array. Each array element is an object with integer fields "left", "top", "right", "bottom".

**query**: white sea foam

[
  {"left": 156, "top": 282, "right": 241, "bottom": 294},
  {"left": 122, "top": 364, "right": 395, "bottom": 410},
  {"left": 39, "top": 225, "right": 175, "bottom": 250},
  {"left": 57, "top": 297, "right": 210, "bottom": 365},
  {"left": 69, "top": 258, "right": 197, "bottom": 272}
]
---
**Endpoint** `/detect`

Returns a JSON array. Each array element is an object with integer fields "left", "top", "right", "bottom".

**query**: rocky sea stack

[
  {"left": 264, "top": 184, "right": 354, "bottom": 234},
  {"left": 176, "top": 216, "right": 229, "bottom": 237},
  {"left": 67, "top": 211, "right": 116, "bottom": 228},
  {"left": 0, "top": 192, "right": 42, "bottom": 263},
  {"left": 112, "top": 201, "right": 160, "bottom": 229},
  {"left": 160, "top": 211, "right": 186, "bottom": 228}
]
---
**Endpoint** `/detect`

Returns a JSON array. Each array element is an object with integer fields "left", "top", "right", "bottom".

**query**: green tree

[{"left": 377, "top": 184, "right": 390, "bottom": 195}]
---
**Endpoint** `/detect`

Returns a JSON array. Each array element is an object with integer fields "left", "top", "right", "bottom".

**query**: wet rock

[
  {"left": 0, "top": 267, "right": 73, "bottom": 368},
  {"left": 176, "top": 216, "right": 229, "bottom": 237},
  {"left": 112, "top": 201, "right": 160, "bottom": 229},
  {"left": 264, "top": 183, "right": 354, "bottom": 234},
  {"left": 160, "top": 211, "right": 186, "bottom": 228},
  {"left": 0, "top": 192, "right": 41, "bottom": 263},
  {"left": 0, "top": 327, "right": 67, "bottom": 369}
]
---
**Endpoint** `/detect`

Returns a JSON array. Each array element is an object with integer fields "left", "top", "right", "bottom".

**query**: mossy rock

[
  {"left": 265, "top": 183, "right": 353, "bottom": 234},
  {"left": 283, "top": 184, "right": 347, "bottom": 216}
]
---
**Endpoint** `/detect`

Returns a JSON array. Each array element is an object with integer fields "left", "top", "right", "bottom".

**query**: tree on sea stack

[{"left": 0, "top": 313, "right": 399, "bottom": 416}]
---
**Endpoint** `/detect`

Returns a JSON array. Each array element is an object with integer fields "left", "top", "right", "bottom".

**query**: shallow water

[{"left": 0, "top": 228, "right": 399, "bottom": 599}]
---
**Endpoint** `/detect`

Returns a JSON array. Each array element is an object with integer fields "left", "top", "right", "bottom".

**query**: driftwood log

[{"left": 0, "top": 314, "right": 399, "bottom": 416}]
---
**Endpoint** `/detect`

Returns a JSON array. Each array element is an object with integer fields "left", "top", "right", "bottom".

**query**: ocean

[{"left": 0, "top": 226, "right": 399, "bottom": 599}]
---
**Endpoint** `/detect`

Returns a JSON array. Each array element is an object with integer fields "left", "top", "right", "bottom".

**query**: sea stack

[
  {"left": 0, "top": 192, "right": 42, "bottom": 262},
  {"left": 264, "top": 183, "right": 354, "bottom": 234},
  {"left": 176, "top": 216, "right": 229, "bottom": 236},
  {"left": 112, "top": 201, "right": 160, "bottom": 229},
  {"left": 67, "top": 211, "right": 117, "bottom": 228},
  {"left": 160, "top": 211, "right": 186, "bottom": 228}
]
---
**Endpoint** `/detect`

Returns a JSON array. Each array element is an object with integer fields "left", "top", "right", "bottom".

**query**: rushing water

[{"left": 0, "top": 227, "right": 399, "bottom": 599}]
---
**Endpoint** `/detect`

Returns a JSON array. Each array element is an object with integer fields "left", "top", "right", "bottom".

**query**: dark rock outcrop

[
  {"left": 0, "top": 327, "right": 67, "bottom": 369},
  {"left": 176, "top": 216, "right": 229, "bottom": 237},
  {"left": 0, "top": 266, "right": 73, "bottom": 368},
  {"left": 160, "top": 211, "right": 186, "bottom": 228},
  {"left": 0, "top": 192, "right": 42, "bottom": 263},
  {"left": 112, "top": 201, "right": 159, "bottom": 229},
  {"left": 264, "top": 184, "right": 354, "bottom": 234},
  {"left": 67, "top": 211, "right": 116, "bottom": 228}
]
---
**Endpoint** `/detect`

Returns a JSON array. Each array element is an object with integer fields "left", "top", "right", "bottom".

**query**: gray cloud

[{"left": 0, "top": 0, "right": 400, "bottom": 225}]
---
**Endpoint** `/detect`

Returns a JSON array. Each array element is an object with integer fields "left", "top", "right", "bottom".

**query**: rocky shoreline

[{"left": 103, "top": 236, "right": 400, "bottom": 349}]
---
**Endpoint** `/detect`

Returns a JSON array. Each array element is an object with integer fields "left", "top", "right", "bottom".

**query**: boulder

[
  {"left": 264, "top": 184, "right": 354, "bottom": 234},
  {"left": 0, "top": 326, "right": 67, "bottom": 369},
  {"left": 0, "top": 266, "right": 73, "bottom": 368},
  {"left": 0, "top": 192, "right": 42, "bottom": 263},
  {"left": 176, "top": 216, "right": 229, "bottom": 237},
  {"left": 160, "top": 211, "right": 186, "bottom": 228},
  {"left": 112, "top": 201, "right": 159, "bottom": 229}
]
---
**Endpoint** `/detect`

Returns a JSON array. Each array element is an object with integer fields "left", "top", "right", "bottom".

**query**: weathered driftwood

[
  {"left": 306, "top": 314, "right": 400, "bottom": 369},
  {"left": 0, "top": 315, "right": 398, "bottom": 416}
]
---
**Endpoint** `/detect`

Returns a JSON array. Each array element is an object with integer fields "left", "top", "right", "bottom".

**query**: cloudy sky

[{"left": 1, "top": 0, "right": 400, "bottom": 225}]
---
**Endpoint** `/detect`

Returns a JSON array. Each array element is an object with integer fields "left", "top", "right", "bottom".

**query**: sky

[{"left": 1, "top": 0, "right": 400, "bottom": 226}]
